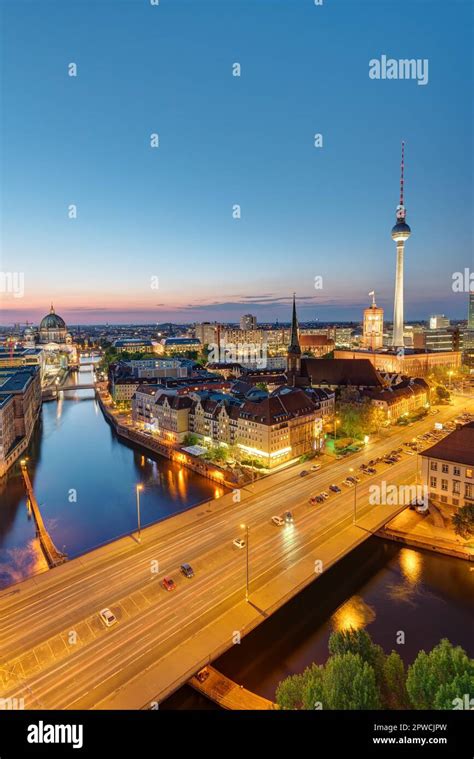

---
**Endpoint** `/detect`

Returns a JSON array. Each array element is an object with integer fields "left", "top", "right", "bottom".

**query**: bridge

[
  {"left": 0, "top": 399, "right": 471, "bottom": 710},
  {"left": 19, "top": 461, "right": 67, "bottom": 569}
]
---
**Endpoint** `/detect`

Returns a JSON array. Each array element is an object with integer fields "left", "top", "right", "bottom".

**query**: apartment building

[{"left": 421, "top": 423, "right": 474, "bottom": 508}]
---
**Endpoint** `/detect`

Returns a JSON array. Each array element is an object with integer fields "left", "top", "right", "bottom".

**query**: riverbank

[
  {"left": 378, "top": 507, "right": 474, "bottom": 561},
  {"left": 96, "top": 390, "right": 239, "bottom": 488}
]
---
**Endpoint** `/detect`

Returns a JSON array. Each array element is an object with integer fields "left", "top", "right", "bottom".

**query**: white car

[
  {"left": 271, "top": 516, "right": 285, "bottom": 526},
  {"left": 233, "top": 538, "right": 246, "bottom": 549},
  {"left": 311, "top": 464, "right": 321, "bottom": 471},
  {"left": 99, "top": 608, "right": 117, "bottom": 628}
]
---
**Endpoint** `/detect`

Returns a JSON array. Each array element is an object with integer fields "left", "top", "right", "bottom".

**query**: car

[
  {"left": 347, "top": 475, "right": 360, "bottom": 483},
  {"left": 412, "top": 498, "right": 429, "bottom": 515},
  {"left": 195, "top": 667, "right": 210, "bottom": 683},
  {"left": 320, "top": 491, "right": 329, "bottom": 500},
  {"left": 329, "top": 484, "right": 341, "bottom": 493},
  {"left": 233, "top": 538, "right": 246, "bottom": 549},
  {"left": 367, "top": 467, "right": 377, "bottom": 474},
  {"left": 284, "top": 511, "right": 294, "bottom": 523},
  {"left": 311, "top": 464, "right": 321, "bottom": 471},
  {"left": 180, "top": 563, "right": 194, "bottom": 578},
  {"left": 272, "top": 515, "right": 285, "bottom": 526},
  {"left": 300, "top": 470, "right": 309, "bottom": 477},
  {"left": 343, "top": 478, "right": 354, "bottom": 487},
  {"left": 315, "top": 495, "right": 325, "bottom": 503},
  {"left": 99, "top": 608, "right": 117, "bottom": 628},
  {"left": 162, "top": 576, "right": 176, "bottom": 591}
]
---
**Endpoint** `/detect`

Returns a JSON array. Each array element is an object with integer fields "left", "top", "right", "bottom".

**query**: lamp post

[
  {"left": 240, "top": 523, "right": 249, "bottom": 602},
  {"left": 334, "top": 417, "right": 340, "bottom": 440},
  {"left": 349, "top": 467, "right": 357, "bottom": 524},
  {"left": 136, "top": 484, "right": 143, "bottom": 542}
]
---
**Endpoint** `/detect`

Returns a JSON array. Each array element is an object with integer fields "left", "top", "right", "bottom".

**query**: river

[{"left": 0, "top": 362, "right": 226, "bottom": 587}]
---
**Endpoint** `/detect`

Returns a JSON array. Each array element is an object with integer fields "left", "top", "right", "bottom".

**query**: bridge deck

[{"left": 189, "top": 666, "right": 277, "bottom": 710}]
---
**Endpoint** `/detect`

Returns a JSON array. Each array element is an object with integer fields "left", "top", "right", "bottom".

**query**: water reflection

[
  {"left": 332, "top": 595, "right": 376, "bottom": 631},
  {"left": 0, "top": 363, "right": 226, "bottom": 588}
]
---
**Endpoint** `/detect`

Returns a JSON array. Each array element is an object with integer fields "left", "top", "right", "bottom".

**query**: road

[{"left": 0, "top": 397, "right": 471, "bottom": 710}]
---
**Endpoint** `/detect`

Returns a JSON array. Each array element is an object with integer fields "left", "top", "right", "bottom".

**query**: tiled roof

[
  {"left": 421, "top": 423, "right": 474, "bottom": 467},
  {"left": 301, "top": 358, "right": 383, "bottom": 387}
]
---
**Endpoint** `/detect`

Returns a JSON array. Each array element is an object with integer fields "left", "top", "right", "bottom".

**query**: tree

[
  {"left": 183, "top": 433, "right": 200, "bottom": 447},
  {"left": 452, "top": 505, "right": 474, "bottom": 539},
  {"left": 383, "top": 651, "right": 410, "bottom": 709},
  {"left": 435, "top": 385, "right": 450, "bottom": 403},
  {"left": 275, "top": 672, "right": 306, "bottom": 710},
  {"left": 336, "top": 393, "right": 383, "bottom": 439},
  {"left": 328, "top": 627, "right": 385, "bottom": 696},
  {"left": 321, "top": 652, "right": 380, "bottom": 710},
  {"left": 406, "top": 639, "right": 474, "bottom": 710}
]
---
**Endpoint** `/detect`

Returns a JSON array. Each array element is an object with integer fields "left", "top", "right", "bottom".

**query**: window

[
  {"left": 441, "top": 479, "right": 448, "bottom": 491},
  {"left": 466, "top": 469, "right": 473, "bottom": 479},
  {"left": 442, "top": 463, "right": 449, "bottom": 474},
  {"left": 453, "top": 480, "right": 461, "bottom": 495},
  {"left": 465, "top": 483, "right": 473, "bottom": 500},
  {"left": 441, "top": 495, "right": 447, "bottom": 504},
  {"left": 453, "top": 498, "right": 459, "bottom": 507},
  {"left": 430, "top": 462, "right": 438, "bottom": 471},
  {"left": 453, "top": 466, "right": 461, "bottom": 476},
  {"left": 430, "top": 476, "right": 437, "bottom": 488}
]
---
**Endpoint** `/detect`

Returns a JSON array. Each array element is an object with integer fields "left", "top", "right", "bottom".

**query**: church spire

[
  {"left": 288, "top": 293, "right": 301, "bottom": 355},
  {"left": 286, "top": 293, "right": 301, "bottom": 381}
]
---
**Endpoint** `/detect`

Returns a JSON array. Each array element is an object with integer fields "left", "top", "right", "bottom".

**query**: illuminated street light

[
  {"left": 136, "top": 484, "right": 144, "bottom": 543},
  {"left": 240, "top": 523, "right": 249, "bottom": 602}
]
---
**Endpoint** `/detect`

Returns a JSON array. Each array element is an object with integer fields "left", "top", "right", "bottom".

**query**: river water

[{"left": 0, "top": 363, "right": 225, "bottom": 587}]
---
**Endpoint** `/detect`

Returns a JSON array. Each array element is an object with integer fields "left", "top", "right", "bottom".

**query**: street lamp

[
  {"left": 334, "top": 417, "right": 340, "bottom": 440},
  {"left": 136, "top": 484, "right": 144, "bottom": 542},
  {"left": 240, "top": 523, "right": 249, "bottom": 602},
  {"left": 349, "top": 467, "right": 357, "bottom": 524}
]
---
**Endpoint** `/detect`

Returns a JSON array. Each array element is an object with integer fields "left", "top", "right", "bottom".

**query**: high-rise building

[
  {"left": 468, "top": 292, "right": 474, "bottom": 330},
  {"left": 194, "top": 322, "right": 219, "bottom": 346},
  {"left": 429, "top": 314, "right": 450, "bottom": 329},
  {"left": 362, "top": 291, "right": 384, "bottom": 350},
  {"left": 240, "top": 314, "right": 257, "bottom": 331},
  {"left": 391, "top": 142, "right": 411, "bottom": 348}
]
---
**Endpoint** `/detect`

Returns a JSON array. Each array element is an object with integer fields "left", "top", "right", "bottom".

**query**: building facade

[{"left": 421, "top": 423, "right": 474, "bottom": 509}]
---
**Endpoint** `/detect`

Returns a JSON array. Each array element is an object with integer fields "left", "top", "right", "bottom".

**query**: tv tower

[{"left": 391, "top": 141, "right": 411, "bottom": 349}]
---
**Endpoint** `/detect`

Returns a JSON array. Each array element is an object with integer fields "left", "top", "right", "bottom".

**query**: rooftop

[{"left": 421, "top": 423, "right": 474, "bottom": 467}]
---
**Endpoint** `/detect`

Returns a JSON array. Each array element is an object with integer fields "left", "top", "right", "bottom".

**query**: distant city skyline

[{"left": 1, "top": 0, "right": 472, "bottom": 326}]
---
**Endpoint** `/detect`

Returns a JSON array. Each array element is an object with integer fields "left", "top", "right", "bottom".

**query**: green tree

[
  {"left": 435, "top": 385, "right": 450, "bottom": 403},
  {"left": 406, "top": 639, "right": 474, "bottom": 710},
  {"left": 383, "top": 651, "right": 410, "bottom": 709},
  {"left": 183, "top": 433, "right": 200, "bottom": 447},
  {"left": 275, "top": 672, "right": 306, "bottom": 710},
  {"left": 452, "top": 505, "right": 474, "bottom": 539},
  {"left": 328, "top": 627, "right": 385, "bottom": 696},
  {"left": 321, "top": 652, "right": 380, "bottom": 710}
]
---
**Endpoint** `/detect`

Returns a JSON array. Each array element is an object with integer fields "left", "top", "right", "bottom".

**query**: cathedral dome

[{"left": 40, "top": 305, "right": 66, "bottom": 331}]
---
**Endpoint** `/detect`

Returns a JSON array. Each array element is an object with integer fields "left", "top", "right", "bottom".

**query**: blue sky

[{"left": 1, "top": 0, "right": 472, "bottom": 325}]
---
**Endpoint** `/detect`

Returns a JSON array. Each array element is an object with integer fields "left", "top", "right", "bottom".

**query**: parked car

[
  {"left": 320, "top": 491, "right": 329, "bottom": 500},
  {"left": 343, "top": 478, "right": 354, "bottom": 487},
  {"left": 311, "top": 464, "right": 321, "bottom": 471},
  {"left": 162, "top": 576, "right": 176, "bottom": 591},
  {"left": 233, "top": 538, "right": 245, "bottom": 549},
  {"left": 180, "top": 563, "right": 194, "bottom": 578},
  {"left": 300, "top": 470, "right": 309, "bottom": 477},
  {"left": 272, "top": 515, "right": 285, "bottom": 526},
  {"left": 329, "top": 484, "right": 341, "bottom": 493},
  {"left": 99, "top": 608, "right": 117, "bottom": 628}
]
